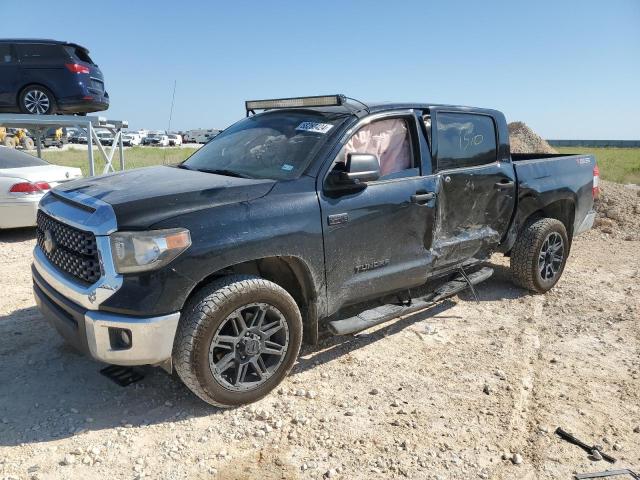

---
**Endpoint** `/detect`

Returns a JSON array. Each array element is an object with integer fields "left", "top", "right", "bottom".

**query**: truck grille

[{"left": 36, "top": 211, "right": 101, "bottom": 285}]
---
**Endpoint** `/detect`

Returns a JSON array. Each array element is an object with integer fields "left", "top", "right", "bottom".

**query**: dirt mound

[
  {"left": 594, "top": 180, "right": 640, "bottom": 240},
  {"left": 508, "top": 121, "right": 558, "bottom": 154}
]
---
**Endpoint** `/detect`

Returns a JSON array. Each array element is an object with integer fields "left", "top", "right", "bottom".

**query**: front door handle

[
  {"left": 494, "top": 180, "right": 515, "bottom": 191},
  {"left": 410, "top": 192, "right": 436, "bottom": 204}
]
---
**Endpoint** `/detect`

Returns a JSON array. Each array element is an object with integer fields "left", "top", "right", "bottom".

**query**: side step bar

[{"left": 327, "top": 267, "right": 493, "bottom": 336}]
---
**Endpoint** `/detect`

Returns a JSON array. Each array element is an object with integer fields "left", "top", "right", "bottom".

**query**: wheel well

[
  {"left": 528, "top": 199, "right": 575, "bottom": 240},
  {"left": 185, "top": 256, "right": 318, "bottom": 342}
]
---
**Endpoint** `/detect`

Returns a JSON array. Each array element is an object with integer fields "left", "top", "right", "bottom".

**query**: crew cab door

[
  {"left": 318, "top": 111, "right": 438, "bottom": 314},
  {"left": 429, "top": 110, "right": 516, "bottom": 269}
]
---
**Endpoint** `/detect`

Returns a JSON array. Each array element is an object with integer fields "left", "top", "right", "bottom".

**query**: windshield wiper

[{"left": 197, "top": 168, "right": 253, "bottom": 179}]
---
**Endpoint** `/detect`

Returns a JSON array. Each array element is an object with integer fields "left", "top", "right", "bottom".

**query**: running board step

[
  {"left": 100, "top": 365, "right": 145, "bottom": 387},
  {"left": 327, "top": 267, "right": 493, "bottom": 336}
]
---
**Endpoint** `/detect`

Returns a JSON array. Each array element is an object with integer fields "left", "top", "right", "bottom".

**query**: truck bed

[{"left": 510, "top": 152, "right": 596, "bottom": 239}]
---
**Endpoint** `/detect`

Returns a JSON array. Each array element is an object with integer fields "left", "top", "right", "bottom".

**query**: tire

[
  {"left": 510, "top": 218, "right": 569, "bottom": 293},
  {"left": 173, "top": 275, "right": 303, "bottom": 407},
  {"left": 21, "top": 137, "right": 35, "bottom": 150},
  {"left": 19, "top": 85, "right": 57, "bottom": 115}
]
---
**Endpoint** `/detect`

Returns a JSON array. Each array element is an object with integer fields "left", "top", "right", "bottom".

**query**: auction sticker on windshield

[{"left": 296, "top": 122, "right": 334, "bottom": 134}]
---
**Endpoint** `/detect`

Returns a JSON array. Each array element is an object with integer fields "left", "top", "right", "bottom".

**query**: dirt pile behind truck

[
  {"left": 507, "top": 121, "right": 640, "bottom": 239},
  {"left": 594, "top": 180, "right": 640, "bottom": 240},
  {"left": 508, "top": 121, "right": 558, "bottom": 154}
]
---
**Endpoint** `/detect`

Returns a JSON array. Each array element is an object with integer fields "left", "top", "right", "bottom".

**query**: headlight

[{"left": 110, "top": 228, "right": 191, "bottom": 274}]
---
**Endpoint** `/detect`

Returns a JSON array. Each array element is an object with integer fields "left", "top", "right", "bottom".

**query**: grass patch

[
  {"left": 556, "top": 147, "right": 640, "bottom": 184},
  {"left": 40, "top": 146, "right": 198, "bottom": 176}
]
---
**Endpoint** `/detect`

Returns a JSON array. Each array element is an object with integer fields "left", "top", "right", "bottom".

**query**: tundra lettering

[{"left": 355, "top": 259, "right": 390, "bottom": 273}]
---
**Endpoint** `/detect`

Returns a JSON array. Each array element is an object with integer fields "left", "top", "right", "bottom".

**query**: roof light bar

[{"left": 245, "top": 95, "right": 345, "bottom": 113}]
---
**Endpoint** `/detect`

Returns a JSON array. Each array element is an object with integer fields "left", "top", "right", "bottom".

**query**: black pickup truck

[{"left": 32, "top": 95, "right": 598, "bottom": 407}]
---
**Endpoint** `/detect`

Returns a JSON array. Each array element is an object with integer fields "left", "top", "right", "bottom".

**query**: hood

[{"left": 55, "top": 166, "right": 275, "bottom": 229}]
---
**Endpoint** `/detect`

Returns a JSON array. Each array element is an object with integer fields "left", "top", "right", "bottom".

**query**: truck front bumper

[{"left": 33, "top": 265, "right": 180, "bottom": 366}]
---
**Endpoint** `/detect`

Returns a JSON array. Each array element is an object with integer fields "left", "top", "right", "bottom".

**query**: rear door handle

[
  {"left": 494, "top": 180, "right": 515, "bottom": 190},
  {"left": 410, "top": 192, "right": 436, "bottom": 204}
]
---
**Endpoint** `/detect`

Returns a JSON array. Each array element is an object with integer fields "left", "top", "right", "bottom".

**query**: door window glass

[
  {"left": 422, "top": 115, "right": 432, "bottom": 150},
  {"left": 15, "top": 43, "right": 66, "bottom": 63},
  {"left": 336, "top": 118, "right": 414, "bottom": 179},
  {"left": 436, "top": 113, "right": 497, "bottom": 170},
  {"left": 0, "top": 44, "right": 12, "bottom": 63}
]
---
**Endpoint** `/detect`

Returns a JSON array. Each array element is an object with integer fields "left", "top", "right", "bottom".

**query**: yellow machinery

[{"left": 0, "top": 127, "right": 35, "bottom": 150}]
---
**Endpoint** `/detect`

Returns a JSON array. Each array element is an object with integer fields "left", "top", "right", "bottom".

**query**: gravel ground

[{"left": 1, "top": 184, "right": 639, "bottom": 480}]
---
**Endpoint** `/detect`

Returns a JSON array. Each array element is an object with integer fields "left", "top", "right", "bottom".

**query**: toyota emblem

[{"left": 43, "top": 230, "right": 55, "bottom": 254}]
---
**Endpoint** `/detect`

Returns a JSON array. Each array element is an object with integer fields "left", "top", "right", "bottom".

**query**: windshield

[{"left": 182, "top": 111, "right": 347, "bottom": 180}]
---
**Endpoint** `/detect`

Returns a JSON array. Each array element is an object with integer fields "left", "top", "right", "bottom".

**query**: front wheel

[
  {"left": 173, "top": 275, "right": 302, "bottom": 407},
  {"left": 510, "top": 218, "right": 569, "bottom": 293}
]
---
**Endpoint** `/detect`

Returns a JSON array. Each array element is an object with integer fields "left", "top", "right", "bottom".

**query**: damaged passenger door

[{"left": 429, "top": 110, "right": 516, "bottom": 269}]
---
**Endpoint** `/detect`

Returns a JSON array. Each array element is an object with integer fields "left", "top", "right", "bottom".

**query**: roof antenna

[
  {"left": 167, "top": 80, "right": 177, "bottom": 132},
  {"left": 164, "top": 80, "right": 177, "bottom": 165}
]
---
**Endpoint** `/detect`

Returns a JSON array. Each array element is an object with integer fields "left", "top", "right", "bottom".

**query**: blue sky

[{"left": 4, "top": 0, "right": 639, "bottom": 139}]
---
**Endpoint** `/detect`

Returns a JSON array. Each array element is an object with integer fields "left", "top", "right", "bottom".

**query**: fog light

[{"left": 108, "top": 327, "right": 132, "bottom": 350}]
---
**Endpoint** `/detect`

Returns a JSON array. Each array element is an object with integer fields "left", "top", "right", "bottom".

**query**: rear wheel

[
  {"left": 510, "top": 218, "right": 569, "bottom": 293},
  {"left": 19, "top": 86, "right": 57, "bottom": 115},
  {"left": 173, "top": 275, "right": 302, "bottom": 407}
]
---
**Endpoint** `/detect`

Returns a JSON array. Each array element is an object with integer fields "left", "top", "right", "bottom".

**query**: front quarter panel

[{"left": 99, "top": 177, "right": 326, "bottom": 316}]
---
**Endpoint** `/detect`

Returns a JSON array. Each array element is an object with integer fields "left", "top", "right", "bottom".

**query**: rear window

[
  {"left": 0, "top": 147, "right": 49, "bottom": 168},
  {"left": 65, "top": 45, "right": 94, "bottom": 64},
  {"left": 436, "top": 113, "right": 497, "bottom": 170},
  {"left": 15, "top": 43, "right": 69, "bottom": 64}
]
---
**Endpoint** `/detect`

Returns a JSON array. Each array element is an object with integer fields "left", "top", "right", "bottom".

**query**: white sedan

[{"left": 0, "top": 147, "right": 82, "bottom": 229}]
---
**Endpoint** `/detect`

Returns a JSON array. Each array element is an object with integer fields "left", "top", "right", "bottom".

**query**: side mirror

[{"left": 325, "top": 153, "right": 380, "bottom": 192}]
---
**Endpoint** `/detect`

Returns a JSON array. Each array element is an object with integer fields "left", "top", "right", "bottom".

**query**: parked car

[
  {"left": 74, "top": 133, "right": 88, "bottom": 144},
  {"left": 168, "top": 134, "right": 182, "bottom": 146},
  {"left": 95, "top": 130, "right": 114, "bottom": 146},
  {"left": 0, "top": 146, "right": 81, "bottom": 228},
  {"left": 32, "top": 95, "right": 598, "bottom": 407},
  {"left": 184, "top": 129, "right": 220, "bottom": 144},
  {"left": 122, "top": 132, "right": 142, "bottom": 147},
  {"left": 66, "top": 128, "right": 81, "bottom": 143},
  {"left": 143, "top": 133, "right": 169, "bottom": 146},
  {"left": 68, "top": 128, "right": 84, "bottom": 143},
  {"left": 0, "top": 39, "right": 109, "bottom": 115},
  {"left": 41, "top": 127, "right": 68, "bottom": 148}
]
